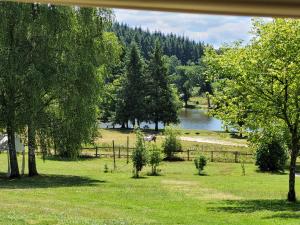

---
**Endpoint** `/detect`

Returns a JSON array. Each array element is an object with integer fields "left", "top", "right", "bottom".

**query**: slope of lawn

[{"left": 0, "top": 155, "right": 299, "bottom": 225}]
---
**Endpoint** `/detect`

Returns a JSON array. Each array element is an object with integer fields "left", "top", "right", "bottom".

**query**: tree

[
  {"left": 204, "top": 19, "right": 300, "bottom": 202},
  {"left": 194, "top": 155, "right": 207, "bottom": 175},
  {"left": 162, "top": 126, "right": 182, "bottom": 160},
  {"left": 148, "top": 143, "right": 163, "bottom": 175},
  {"left": 174, "top": 66, "right": 196, "bottom": 108},
  {"left": 132, "top": 129, "right": 148, "bottom": 178},
  {"left": 0, "top": 2, "right": 31, "bottom": 178},
  {"left": 147, "top": 41, "right": 181, "bottom": 131},
  {"left": 255, "top": 131, "right": 288, "bottom": 172},
  {"left": 119, "top": 42, "right": 146, "bottom": 127},
  {"left": 51, "top": 7, "right": 112, "bottom": 159},
  {"left": 111, "top": 23, "right": 204, "bottom": 64}
]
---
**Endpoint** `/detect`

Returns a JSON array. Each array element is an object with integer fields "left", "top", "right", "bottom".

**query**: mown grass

[{"left": 0, "top": 154, "right": 299, "bottom": 224}]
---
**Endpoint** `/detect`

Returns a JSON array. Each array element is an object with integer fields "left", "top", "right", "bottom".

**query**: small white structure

[
  {"left": 0, "top": 134, "right": 25, "bottom": 152},
  {"left": 0, "top": 134, "right": 25, "bottom": 176}
]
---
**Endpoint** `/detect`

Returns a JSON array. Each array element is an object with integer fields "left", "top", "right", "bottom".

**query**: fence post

[
  {"left": 235, "top": 151, "right": 238, "bottom": 163},
  {"left": 211, "top": 151, "right": 214, "bottom": 162},
  {"left": 187, "top": 149, "right": 190, "bottom": 161},
  {"left": 113, "top": 140, "right": 116, "bottom": 170},
  {"left": 118, "top": 146, "right": 121, "bottom": 158},
  {"left": 95, "top": 146, "right": 99, "bottom": 158},
  {"left": 126, "top": 136, "right": 129, "bottom": 164}
]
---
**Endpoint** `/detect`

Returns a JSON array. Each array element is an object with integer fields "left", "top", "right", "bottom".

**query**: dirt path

[{"left": 180, "top": 136, "right": 248, "bottom": 147}]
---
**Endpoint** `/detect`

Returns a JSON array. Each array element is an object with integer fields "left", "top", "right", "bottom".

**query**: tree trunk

[
  {"left": 121, "top": 122, "right": 125, "bottom": 129},
  {"left": 184, "top": 99, "right": 188, "bottom": 108},
  {"left": 288, "top": 144, "right": 298, "bottom": 202},
  {"left": 239, "top": 126, "right": 243, "bottom": 138},
  {"left": 28, "top": 123, "right": 38, "bottom": 177},
  {"left": 207, "top": 94, "right": 211, "bottom": 109},
  {"left": 7, "top": 121, "right": 20, "bottom": 178},
  {"left": 155, "top": 120, "right": 158, "bottom": 131}
]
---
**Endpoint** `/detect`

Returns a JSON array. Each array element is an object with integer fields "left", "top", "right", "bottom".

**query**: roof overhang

[{"left": 7, "top": 0, "right": 300, "bottom": 18}]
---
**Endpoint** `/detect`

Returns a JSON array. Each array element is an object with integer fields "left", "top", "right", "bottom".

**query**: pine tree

[
  {"left": 120, "top": 42, "right": 146, "bottom": 127},
  {"left": 147, "top": 41, "right": 180, "bottom": 131}
]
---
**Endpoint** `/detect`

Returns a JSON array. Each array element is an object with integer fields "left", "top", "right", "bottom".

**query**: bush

[
  {"left": 162, "top": 126, "right": 182, "bottom": 160},
  {"left": 194, "top": 155, "right": 207, "bottom": 175},
  {"left": 104, "top": 164, "right": 109, "bottom": 173},
  {"left": 255, "top": 134, "right": 288, "bottom": 172},
  {"left": 132, "top": 129, "right": 148, "bottom": 178},
  {"left": 148, "top": 143, "right": 164, "bottom": 175}
]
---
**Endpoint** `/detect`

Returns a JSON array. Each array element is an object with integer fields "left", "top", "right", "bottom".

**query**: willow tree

[
  {"left": 204, "top": 19, "right": 300, "bottom": 202},
  {"left": 50, "top": 7, "right": 112, "bottom": 158},
  {"left": 0, "top": 2, "right": 31, "bottom": 178}
]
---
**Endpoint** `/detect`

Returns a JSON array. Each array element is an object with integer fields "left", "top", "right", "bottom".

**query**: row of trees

[
  {"left": 0, "top": 3, "right": 115, "bottom": 178},
  {"left": 203, "top": 19, "right": 300, "bottom": 202},
  {"left": 99, "top": 41, "right": 182, "bottom": 131},
  {"left": 112, "top": 23, "right": 205, "bottom": 64}
]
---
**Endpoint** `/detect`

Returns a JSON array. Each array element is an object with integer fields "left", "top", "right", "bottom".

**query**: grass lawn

[{"left": 0, "top": 155, "right": 299, "bottom": 224}]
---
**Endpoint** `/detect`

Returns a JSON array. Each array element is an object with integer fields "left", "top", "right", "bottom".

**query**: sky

[{"left": 114, "top": 9, "right": 258, "bottom": 47}]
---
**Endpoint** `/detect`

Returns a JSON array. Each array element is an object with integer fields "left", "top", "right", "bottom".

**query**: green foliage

[
  {"left": 111, "top": 23, "right": 204, "bottom": 64},
  {"left": 132, "top": 129, "right": 148, "bottom": 178},
  {"left": 147, "top": 41, "right": 181, "bottom": 130},
  {"left": 203, "top": 19, "right": 300, "bottom": 201},
  {"left": 194, "top": 155, "right": 207, "bottom": 175},
  {"left": 148, "top": 143, "right": 164, "bottom": 175},
  {"left": 255, "top": 132, "right": 288, "bottom": 172},
  {"left": 162, "top": 126, "right": 182, "bottom": 160}
]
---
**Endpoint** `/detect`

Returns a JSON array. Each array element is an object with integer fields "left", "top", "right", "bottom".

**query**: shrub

[
  {"left": 255, "top": 134, "right": 288, "bottom": 172},
  {"left": 194, "top": 155, "right": 207, "bottom": 175},
  {"left": 132, "top": 129, "right": 148, "bottom": 178},
  {"left": 148, "top": 143, "right": 164, "bottom": 175},
  {"left": 240, "top": 160, "right": 246, "bottom": 176},
  {"left": 162, "top": 126, "right": 182, "bottom": 160},
  {"left": 104, "top": 164, "right": 109, "bottom": 173}
]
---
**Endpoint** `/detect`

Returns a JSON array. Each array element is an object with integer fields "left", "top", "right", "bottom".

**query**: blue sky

[{"left": 114, "top": 9, "right": 260, "bottom": 47}]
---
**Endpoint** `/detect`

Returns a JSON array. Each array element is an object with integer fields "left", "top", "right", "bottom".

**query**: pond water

[{"left": 101, "top": 108, "right": 223, "bottom": 131}]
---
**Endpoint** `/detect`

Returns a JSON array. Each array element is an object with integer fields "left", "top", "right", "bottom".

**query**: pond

[{"left": 101, "top": 108, "right": 223, "bottom": 131}]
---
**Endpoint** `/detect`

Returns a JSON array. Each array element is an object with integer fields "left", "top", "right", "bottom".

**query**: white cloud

[{"left": 113, "top": 9, "right": 267, "bottom": 47}]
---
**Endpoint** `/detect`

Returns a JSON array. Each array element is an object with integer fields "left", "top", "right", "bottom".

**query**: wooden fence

[{"left": 80, "top": 142, "right": 254, "bottom": 163}]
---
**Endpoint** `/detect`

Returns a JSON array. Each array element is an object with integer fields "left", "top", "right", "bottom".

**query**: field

[{"left": 0, "top": 155, "right": 299, "bottom": 225}]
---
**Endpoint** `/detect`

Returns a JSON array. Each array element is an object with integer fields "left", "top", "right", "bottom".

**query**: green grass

[
  {"left": 188, "top": 96, "right": 209, "bottom": 109},
  {"left": 0, "top": 155, "right": 299, "bottom": 224}
]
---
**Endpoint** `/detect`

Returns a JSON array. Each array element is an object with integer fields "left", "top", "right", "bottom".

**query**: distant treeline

[{"left": 111, "top": 23, "right": 205, "bottom": 64}]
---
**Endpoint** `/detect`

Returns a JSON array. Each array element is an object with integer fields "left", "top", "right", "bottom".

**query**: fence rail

[{"left": 80, "top": 144, "right": 254, "bottom": 163}]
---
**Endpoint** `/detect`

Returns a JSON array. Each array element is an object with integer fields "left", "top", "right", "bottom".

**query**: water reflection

[
  {"left": 178, "top": 108, "right": 222, "bottom": 131},
  {"left": 100, "top": 108, "right": 223, "bottom": 131}
]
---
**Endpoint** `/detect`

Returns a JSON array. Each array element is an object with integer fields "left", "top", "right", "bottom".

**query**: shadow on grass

[
  {"left": 209, "top": 199, "right": 300, "bottom": 219},
  {"left": 43, "top": 155, "right": 96, "bottom": 162},
  {"left": 255, "top": 169, "right": 287, "bottom": 175},
  {"left": 0, "top": 173, "right": 105, "bottom": 189}
]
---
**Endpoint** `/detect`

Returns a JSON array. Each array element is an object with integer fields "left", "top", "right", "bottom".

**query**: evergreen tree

[
  {"left": 147, "top": 41, "right": 180, "bottom": 131},
  {"left": 119, "top": 42, "right": 146, "bottom": 127},
  {"left": 111, "top": 23, "right": 205, "bottom": 64}
]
